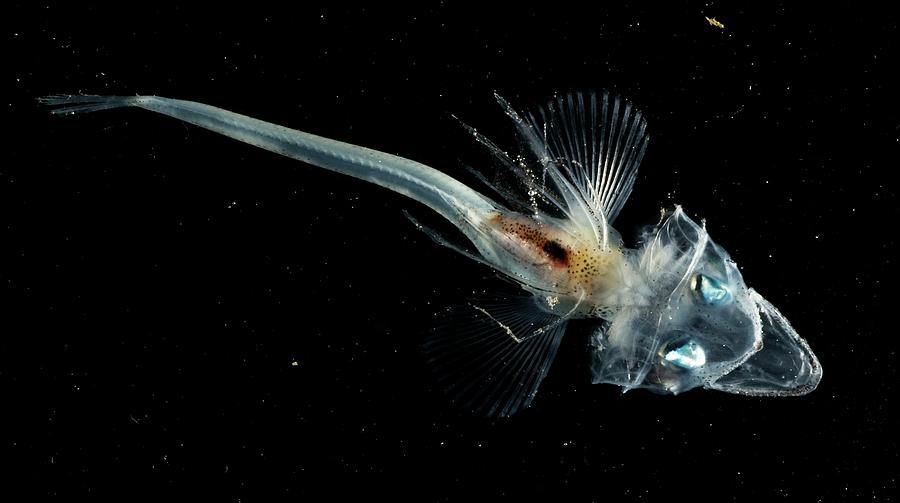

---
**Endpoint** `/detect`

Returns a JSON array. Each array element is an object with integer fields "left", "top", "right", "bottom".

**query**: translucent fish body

[{"left": 42, "top": 91, "right": 822, "bottom": 416}]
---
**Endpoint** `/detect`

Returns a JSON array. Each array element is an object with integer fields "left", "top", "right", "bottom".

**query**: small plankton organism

[{"left": 706, "top": 16, "right": 725, "bottom": 29}]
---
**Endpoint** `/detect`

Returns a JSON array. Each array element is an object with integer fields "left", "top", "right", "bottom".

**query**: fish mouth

[{"left": 708, "top": 289, "right": 823, "bottom": 396}]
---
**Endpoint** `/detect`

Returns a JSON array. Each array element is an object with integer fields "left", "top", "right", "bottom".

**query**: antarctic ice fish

[{"left": 41, "top": 92, "right": 822, "bottom": 417}]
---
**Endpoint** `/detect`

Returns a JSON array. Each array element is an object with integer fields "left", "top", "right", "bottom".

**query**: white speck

[
  {"left": 546, "top": 295, "right": 559, "bottom": 309},
  {"left": 291, "top": 361, "right": 299, "bottom": 367}
]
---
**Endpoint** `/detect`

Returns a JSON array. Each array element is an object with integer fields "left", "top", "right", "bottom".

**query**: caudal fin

[{"left": 38, "top": 95, "right": 135, "bottom": 115}]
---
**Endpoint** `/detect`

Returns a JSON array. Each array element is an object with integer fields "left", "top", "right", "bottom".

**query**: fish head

[{"left": 591, "top": 206, "right": 821, "bottom": 396}]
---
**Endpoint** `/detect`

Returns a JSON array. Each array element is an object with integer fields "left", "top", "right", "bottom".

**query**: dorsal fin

[{"left": 496, "top": 91, "right": 649, "bottom": 245}]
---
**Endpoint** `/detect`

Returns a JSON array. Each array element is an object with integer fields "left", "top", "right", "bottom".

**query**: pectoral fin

[
  {"left": 497, "top": 91, "right": 649, "bottom": 246},
  {"left": 424, "top": 295, "right": 567, "bottom": 417}
]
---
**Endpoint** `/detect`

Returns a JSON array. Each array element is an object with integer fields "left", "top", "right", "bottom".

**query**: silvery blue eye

[
  {"left": 664, "top": 341, "right": 707, "bottom": 369},
  {"left": 691, "top": 273, "right": 732, "bottom": 306}
]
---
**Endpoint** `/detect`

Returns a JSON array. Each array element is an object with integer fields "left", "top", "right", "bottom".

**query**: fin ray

[
  {"left": 425, "top": 295, "right": 567, "bottom": 417},
  {"left": 491, "top": 91, "right": 649, "bottom": 247}
]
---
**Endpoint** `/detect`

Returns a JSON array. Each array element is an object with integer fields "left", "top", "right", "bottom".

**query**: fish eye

[
  {"left": 691, "top": 273, "right": 733, "bottom": 306},
  {"left": 662, "top": 339, "right": 707, "bottom": 369}
]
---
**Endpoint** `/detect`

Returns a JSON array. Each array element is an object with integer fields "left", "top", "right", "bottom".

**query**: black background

[{"left": 7, "top": 3, "right": 898, "bottom": 500}]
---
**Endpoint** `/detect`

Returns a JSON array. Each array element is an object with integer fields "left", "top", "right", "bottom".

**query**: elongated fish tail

[
  {"left": 39, "top": 95, "right": 136, "bottom": 115},
  {"left": 40, "top": 94, "right": 500, "bottom": 229}
]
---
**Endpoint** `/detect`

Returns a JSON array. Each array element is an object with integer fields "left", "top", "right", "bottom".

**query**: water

[{"left": 7, "top": 4, "right": 897, "bottom": 500}]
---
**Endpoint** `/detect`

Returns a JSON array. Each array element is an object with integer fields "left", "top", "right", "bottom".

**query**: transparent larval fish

[{"left": 41, "top": 92, "right": 822, "bottom": 416}]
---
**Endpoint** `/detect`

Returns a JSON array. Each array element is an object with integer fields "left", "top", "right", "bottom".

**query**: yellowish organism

[{"left": 706, "top": 16, "right": 725, "bottom": 29}]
